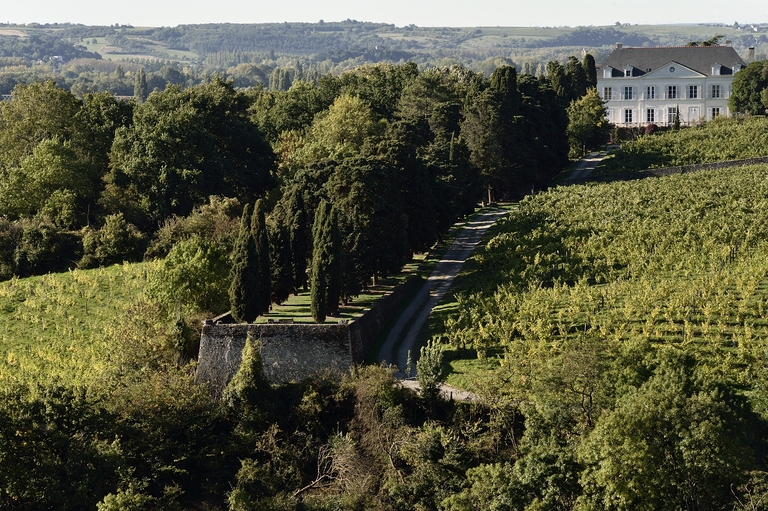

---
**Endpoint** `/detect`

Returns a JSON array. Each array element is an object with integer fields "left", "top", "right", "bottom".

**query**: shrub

[
  {"left": 15, "top": 216, "right": 81, "bottom": 277},
  {"left": 144, "top": 196, "right": 240, "bottom": 260},
  {"left": 80, "top": 213, "right": 145, "bottom": 268},
  {"left": 0, "top": 217, "right": 22, "bottom": 280},
  {"left": 147, "top": 235, "right": 230, "bottom": 317}
]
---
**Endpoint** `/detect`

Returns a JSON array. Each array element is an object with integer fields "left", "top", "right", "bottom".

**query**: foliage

[
  {"left": 0, "top": 382, "right": 121, "bottom": 510},
  {"left": 144, "top": 195, "right": 240, "bottom": 259},
  {"left": 147, "top": 234, "right": 230, "bottom": 317},
  {"left": 0, "top": 80, "right": 83, "bottom": 170},
  {"left": 416, "top": 337, "right": 445, "bottom": 402},
  {"left": 229, "top": 204, "right": 260, "bottom": 323},
  {"left": 577, "top": 349, "right": 757, "bottom": 509},
  {"left": 80, "top": 213, "right": 145, "bottom": 268},
  {"left": 251, "top": 199, "right": 272, "bottom": 316},
  {"left": 0, "top": 138, "right": 91, "bottom": 225},
  {"left": 566, "top": 87, "right": 608, "bottom": 158},
  {"left": 310, "top": 200, "right": 342, "bottom": 322},
  {"left": 325, "top": 157, "right": 409, "bottom": 297},
  {"left": 729, "top": 60, "right": 768, "bottom": 115},
  {"left": 105, "top": 77, "right": 276, "bottom": 230}
]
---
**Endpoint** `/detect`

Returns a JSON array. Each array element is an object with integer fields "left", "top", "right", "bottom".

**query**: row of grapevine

[
  {"left": 597, "top": 116, "right": 768, "bottom": 174},
  {"left": 449, "top": 163, "right": 768, "bottom": 385}
]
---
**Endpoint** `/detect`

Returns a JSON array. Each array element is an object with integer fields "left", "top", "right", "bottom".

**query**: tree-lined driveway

[{"left": 378, "top": 208, "right": 508, "bottom": 377}]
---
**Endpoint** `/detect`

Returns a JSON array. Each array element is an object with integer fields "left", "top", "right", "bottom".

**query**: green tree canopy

[
  {"left": 106, "top": 77, "right": 276, "bottom": 230},
  {"left": 0, "top": 80, "right": 83, "bottom": 171},
  {"left": 566, "top": 87, "right": 608, "bottom": 158},
  {"left": 729, "top": 60, "right": 768, "bottom": 115},
  {"left": 578, "top": 351, "right": 758, "bottom": 510}
]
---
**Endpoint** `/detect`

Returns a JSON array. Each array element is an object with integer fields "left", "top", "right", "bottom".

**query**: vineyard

[
  {"left": 596, "top": 116, "right": 768, "bottom": 174},
  {"left": 448, "top": 163, "right": 768, "bottom": 387},
  {"left": 0, "top": 263, "right": 168, "bottom": 384}
]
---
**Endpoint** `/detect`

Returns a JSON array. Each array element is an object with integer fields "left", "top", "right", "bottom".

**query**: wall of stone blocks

[{"left": 196, "top": 275, "right": 422, "bottom": 396}]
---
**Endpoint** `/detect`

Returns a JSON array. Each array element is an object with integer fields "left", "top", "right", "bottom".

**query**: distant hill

[
  {"left": 0, "top": 21, "right": 764, "bottom": 66},
  {"left": 0, "top": 21, "right": 764, "bottom": 95}
]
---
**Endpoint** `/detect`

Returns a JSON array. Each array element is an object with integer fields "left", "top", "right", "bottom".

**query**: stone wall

[
  {"left": 196, "top": 323, "right": 352, "bottom": 397},
  {"left": 349, "top": 275, "right": 423, "bottom": 363},
  {"left": 591, "top": 156, "right": 768, "bottom": 183},
  {"left": 196, "top": 275, "right": 422, "bottom": 396}
]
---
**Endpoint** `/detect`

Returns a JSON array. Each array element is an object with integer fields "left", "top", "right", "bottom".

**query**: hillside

[
  {"left": 448, "top": 163, "right": 768, "bottom": 382},
  {"left": 0, "top": 22, "right": 764, "bottom": 95},
  {"left": 596, "top": 116, "right": 768, "bottom": 174}
]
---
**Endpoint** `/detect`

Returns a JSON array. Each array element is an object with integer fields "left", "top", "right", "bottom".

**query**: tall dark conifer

[
  {"left": 286, "top": 190, "right": 309, "bottom": 292},
  {"left": 267, "top": 203, "right": 294, "bottom": 305},
  {"left": 310, "top": 200, "right": 342, "bottom": 323},
  {"left": 252, "top": 199, "right": 271, "bottom": 316},
  {"left": 565, "top": 56, "right": 588, "bottom": 101},
  {"left": 229, "top": 204, "right": 260, "bottom": 323},
  {"left": 583, "top": 54, "right": 597, "bottom": 89},
  {"left": 134, "top": 68, "right": 148, "bottom": 103}
]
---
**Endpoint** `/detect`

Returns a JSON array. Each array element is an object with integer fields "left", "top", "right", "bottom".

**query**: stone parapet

[{"left": 196, "top": 276, "right": 422, "bottom": 396}]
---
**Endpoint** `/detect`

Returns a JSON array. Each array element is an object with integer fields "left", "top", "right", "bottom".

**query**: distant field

[{"left": 3, "top": 22, "right": 762, "bottom": 67}]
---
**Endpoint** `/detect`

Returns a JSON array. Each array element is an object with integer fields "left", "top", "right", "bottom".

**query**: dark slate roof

[{"left": 602, "top": 46, "right": 747, "bottom": 77}]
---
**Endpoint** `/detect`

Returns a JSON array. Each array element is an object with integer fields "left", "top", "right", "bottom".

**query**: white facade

[{"left": 597, "top": 46, "right": 747, "bottom": 127}]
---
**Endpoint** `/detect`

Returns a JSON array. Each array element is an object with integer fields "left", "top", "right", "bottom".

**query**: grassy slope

[{"left": 0, "top": 235, "right": 431, "bottom": 379}]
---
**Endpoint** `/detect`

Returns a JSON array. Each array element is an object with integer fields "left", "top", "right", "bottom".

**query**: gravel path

[
  {"left": 560, "top": 145, "right": 619, "bottom": 185},
  {"left": 377, "top": 208, "right": 508, "bottom": 378}
]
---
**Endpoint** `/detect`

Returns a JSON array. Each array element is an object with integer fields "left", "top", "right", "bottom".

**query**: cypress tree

[
  {"left": 252, "top": 199, "right": 271, "bottom": 316},
  {"left": 229, "top": 204, "right": 260, "bottom": 323},
  {"left": 310, "top": 200, "right": 342, "bottom": 322},
  {"left": 267, "top": 203, "right": 294, "bottom": 305},
  {"left": 287, "top": 190, "right": 309, "bottom": 292},
  {"left": 325, "top": 205, "right": 342, "bottom": 316},
  {"left": 583, "top": 53, "right": 597, "bottom": 88},
  {"left": 310, "top": 201, "right": 329, "bottom": 323},
  {"left": 134, "top": 68, "right": 147, "bottom": 103}
]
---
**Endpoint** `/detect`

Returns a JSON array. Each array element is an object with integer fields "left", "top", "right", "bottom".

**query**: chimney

[
  {"left": 616, "top": 42, "right": 623, "bottom": 50},
  {"left": 748, "top": 46, "right": 755, "bottom": 62}
]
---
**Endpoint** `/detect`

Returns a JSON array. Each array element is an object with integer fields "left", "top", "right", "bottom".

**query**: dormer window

[
  {"left": 624, "top": 66, "right": 633, "bottom": 77},
  {"left": 603, "top": 67, "right": 614, "bottom": 78},
  {"left": 712, "top": 64, "right": 721, "bottom": 76}
]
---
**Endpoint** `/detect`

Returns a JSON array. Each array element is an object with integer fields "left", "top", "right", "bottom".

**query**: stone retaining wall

[
  {"left": 591, "top": 156, "right": 768, "bottom": 182},
  {"left": 196, "top": 275, "right": 422, "bottom": 396}
]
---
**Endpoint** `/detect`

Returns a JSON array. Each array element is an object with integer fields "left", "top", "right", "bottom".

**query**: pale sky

[{"left": 4, "top": 0, "right": 767, "bottom": 28}]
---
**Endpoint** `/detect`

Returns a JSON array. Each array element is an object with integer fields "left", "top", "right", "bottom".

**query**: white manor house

[{"left": 598, "top": 44, "right": 750, "bottom": 127}]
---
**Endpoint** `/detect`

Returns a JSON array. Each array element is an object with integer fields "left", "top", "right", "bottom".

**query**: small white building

[{"left": 598, "top": 44, "right": 748, "bottom": 127}]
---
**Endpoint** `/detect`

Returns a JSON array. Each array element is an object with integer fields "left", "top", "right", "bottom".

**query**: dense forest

[{"left": 0, "top": 54, "right": 600, "bottom": 289}]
